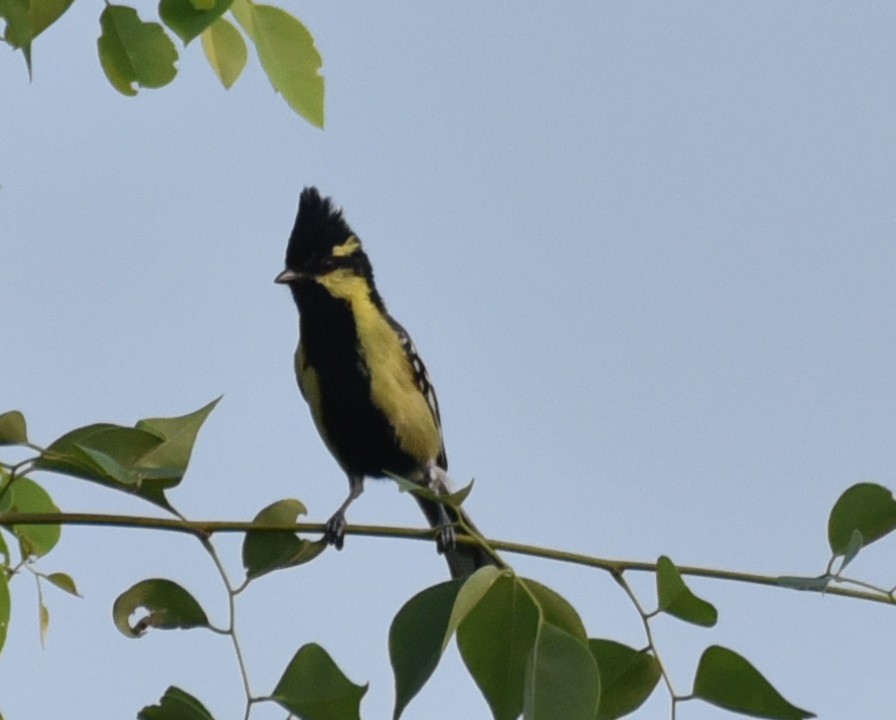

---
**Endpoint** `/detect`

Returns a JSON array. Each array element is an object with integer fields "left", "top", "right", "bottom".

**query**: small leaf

[
  {"left": 46, "top": 572, "right": 81, "bottom": 597},
  {"left": 445, "top": 479, "right": 475, "bottom": 508},
  {"left": 457, "top": 572, "right": 541, "bottom": 720},
  {"left": 97, "top": 4, "right": 178, "bottom": 96},
  {"left": 656, "top": 556, "right": 717, "bottom": 627},
  {"left": 5, "top": 478, "right": 61, "bottom": 558},
  {"left": 0, "top": 411, "right": 27, "bottom": 445},
  {"left": 389, "top": 579, "right": 464, "bottom": 720},
  {"left": 159, "top": 0, "right": 232, "bottom": 44},
  {"left": 39, "top": 600, "right": 49, "bottom": 647},
  {"left": 201, "top": 16, "right": 246, "bottom": 88},
  {"left": 523, "top": 624, "right": 600, "bottom": 720},
  {"left": 693, "top": 645, "right": 814, "bottom": 720},
  {"left": 138, "top": 686, "right": 215, "bottom": 720},
  {"left": 112, "top": 579, "right": 209, "bottom": 638},
  {"left": 273, "top": 643, "right": 368, "bottom": 720},
  {"left": 0, "top": 570, "right": 9, "bottom": 657},
  {"left": 827, "top": 482, "right": 896, "bottom": 555},
  {"left": 838, "top": 529, "right": 863, "bottom": 572},
  {"left": 135, "top": 398, "right": 219, "bottom": 481},
  {"left": 775, "top": 575, "right": 831, "bottom": 592},
  {"left": 242, "top": 499, "right": 324, "bottom": 581},
  {"left": 230, "top": 0, "right": 324, "bottom": 127},
  {"left": 522, "top": 578, "right": 587, "bottom": 640},
  {"left": 589, "top": 639, "right": 661, "bottom": 720}
]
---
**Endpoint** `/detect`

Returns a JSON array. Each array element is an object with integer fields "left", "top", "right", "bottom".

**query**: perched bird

[{"left": 275, "top": 187, "right": 495, "bottom": 578}]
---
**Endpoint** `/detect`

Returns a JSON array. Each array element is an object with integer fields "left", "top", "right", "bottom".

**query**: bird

[{"left": 275, "top": 187, "right": 496, "bottom": 578}]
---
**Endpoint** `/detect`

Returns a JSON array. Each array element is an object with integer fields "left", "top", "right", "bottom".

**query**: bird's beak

[{"left": 275, "top": 268, "right": 302, "bottom": 284}]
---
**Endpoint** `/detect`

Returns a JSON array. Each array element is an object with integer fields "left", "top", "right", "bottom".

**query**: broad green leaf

[
  {"left": 273, "top": 643, "right": 368, "bottom": 720},
  {"left": 0, "top": 570, "right": 10, "bottom": 657},
  {"left": 135, "top": 397, "right": 219, "bottom": 480},
  {"left": 201, "top": 16, "right": 245, "bottom": 88},
  {"left": 443, "top": 564, "right": 503, "bottom": 650},
  {"left": 693, "top": 645, "right": 814, "bottom": 720},
  {"left": 656, "top": 556, "right": 717, "bottom": 627},
  {"left": 4, "top": 478, "right": 60, "bottom": 558},
  {"left": 0, "top": 0, "right": 33, "bottom": 75},
  {"left": 0, "top": 411, "right": 27, "bottom": 445},
  {"left": 29, "top": 0, "right": 74, "bottom": 37},
  {"left": 589, "top": 639, "right": 661, "bottom": 720},
  {"left": 523, "top": 624, "right": 599, "bottom": 720},
  {"left": 389, "top": 579, "right": 464, "bottom": 720},
  {"left": 97, "top": 4, "right": 178, "bottom": 96},
  {"left": 113, "top": 578, "right": 209, "bottom": 638},
  {"left": 159, "top": 0, "right": 232, "bottom": 44},
  {"left": 827, "top": 482, "right": 896, "bottom": 555},
  {"left": 457, "top": 572, "right": 541, "bottom": 720},
  {"left": 138, "top": 686, "right": 215, "bottom": 720},
  {"left": 230, "top": 0, "right": 324, "bottom": 127},
  {"left": 242, "top": 499, "right": 325, "bottom": 580},
  {"left": 46, "top": 572, "right": 80, "bottom": 597},
  {"left": 522, "top": 578, "right": 586, "bottom": 640}
]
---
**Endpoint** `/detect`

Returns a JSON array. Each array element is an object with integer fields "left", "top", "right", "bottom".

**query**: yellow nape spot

[{"left": 332, "top": 235, "right": 362, "bottom": 257}]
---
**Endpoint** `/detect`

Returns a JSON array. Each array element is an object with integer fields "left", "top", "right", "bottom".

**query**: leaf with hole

[{"left": 113, "top": 578, "right": 209, "bottom": 638}]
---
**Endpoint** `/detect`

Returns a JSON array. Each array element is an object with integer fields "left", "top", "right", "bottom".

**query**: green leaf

[
  {"left": 589, "top": 639, "right": 661, "bottom": 720},
  {"left": 46, "top": 572, "right": 81, "bottom": 597},
  {"left": 457, "top": 572, "right": 541, "bottom": 720},
  {"left": 159, "top": 0, "right": 232, "bottom": 44},
  {"left": 273, "top": 643, "right": 368, "bottom": 720},
  {"left": 0, "top": 531, "right": 9, "bottom": 565},
  {"left": 29, "top": 0, "right": 74, "bottom": 37},
  {"left": 0, "top": 411, "right": 27, "bottom": 445},
  {"left": 693, "top": 645, "right": 814, "bottom": 720},
  {"left": 523, "top": 624, "right": 600, "bottom": 720},
  {"left": 443, "top": 565, "right": 503, "bottom": 650},
  {"left": 112, "top": 578, "right": 209, "bottom": 638},
  {"left": 838, "top": 529, "right": 863, "bottom": 572},
  {"left": 389, "top": 579, "right": 464, "bottom": 720},
  {"left": 0, "top": 0, "right": 33, "bottom": 76},
  {"left": 138, "top": 686, "right": 215, "bottom": 720},
  {"left": 36, "top": 400, "right": 219, "bottom": 511},
  {"left": 445, "top": 479, "right": 475, "bottom": 508},
  {"left": 656, "top": 556, "right": 717, "bottom": 627},
  {"left": 827, "top": 482, "right": 896, "bottom": 555},
  {"left": 4, "top": 478, "right": 60, "bottom": 558},
  {"left": 522, "top": 578, "right": 587, "bottom": 640},
  {"left": 0, "top": 570, "right": 10, "bottom": 658},
  {"left": 230, "top": 0, "right": 324, "bottom": 127},
  {"left": 242, "top": 499, "right": 325, "bottom": 581},
  {"left": 97, "top": 4, "right": 178, "bottom": 96},
  {"left": 201, "top": 16, "right": 245, "bottom": 88}
]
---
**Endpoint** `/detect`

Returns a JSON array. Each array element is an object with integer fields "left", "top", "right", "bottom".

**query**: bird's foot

[
  {"left": 435, "top": 521, "right": 456, "bottom": 554},
  {"left": 324, "top": 511, "right": 347, "bottom": 550}
]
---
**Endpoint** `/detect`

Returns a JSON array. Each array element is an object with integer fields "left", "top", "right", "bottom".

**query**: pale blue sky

[{"left": 3, "top": 3, "right": 896, "bottom": 719}]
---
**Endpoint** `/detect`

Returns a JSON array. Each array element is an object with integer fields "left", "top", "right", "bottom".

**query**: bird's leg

[
  {"left": 425, "top": 462, "right": 456, "bottom": 552},
  {"left": 325, "top": 474, "right": 365, "bottom": 550}
]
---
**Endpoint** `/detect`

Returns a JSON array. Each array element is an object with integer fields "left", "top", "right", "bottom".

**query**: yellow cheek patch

[{"left": 332, "top": 235, "right": 362, "bottom": 258}]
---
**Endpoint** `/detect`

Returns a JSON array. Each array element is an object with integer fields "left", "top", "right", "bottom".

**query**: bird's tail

[{"left": 414, "top": 496, "right": 499, "bottom": 579}]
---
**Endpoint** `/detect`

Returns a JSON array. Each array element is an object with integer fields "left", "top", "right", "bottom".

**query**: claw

[
  {"left": 436, "top": 522, "right": 456, "bottom": 554},
  {"left": 325, "top": 511, "right": 347, "bottom": 550}
]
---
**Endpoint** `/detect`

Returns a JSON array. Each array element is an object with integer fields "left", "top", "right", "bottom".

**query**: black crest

[{"left": 285, "top": 187, "right": 356, "bottom": 270}]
